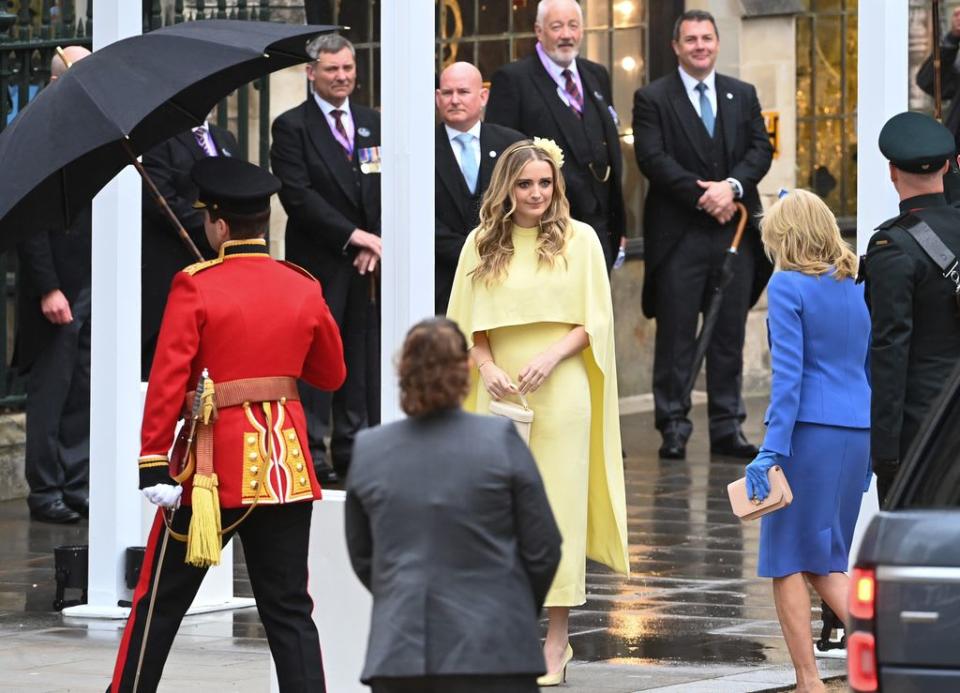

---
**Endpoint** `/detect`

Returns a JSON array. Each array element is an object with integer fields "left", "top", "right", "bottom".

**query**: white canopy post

[
  {"left": 379, "top": 0, "right": 436, "bottom": 423},
  {"left": 64, "top": 0, "right": 143, "bottom": 618},
  {"left": 856, "top": 0, "right": 908, "bottom": 254},
  {"left": 849, "top": 0, "right": 908, "bottom": 568}
]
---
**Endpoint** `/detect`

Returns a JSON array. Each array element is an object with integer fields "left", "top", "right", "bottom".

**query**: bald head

[
  {"left": 436, "top": 62, "right": 488, "bottom": 132},
  {"left": 51, "top": 46, "right": 91, "bottom": 80}
]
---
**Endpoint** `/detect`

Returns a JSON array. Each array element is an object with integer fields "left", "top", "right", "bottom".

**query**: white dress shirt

[{"left": 444, "top": 121, "right": 482, "bottom": 171}]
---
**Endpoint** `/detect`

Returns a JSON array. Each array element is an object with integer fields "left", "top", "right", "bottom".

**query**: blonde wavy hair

[
  {"left": 471, "top": 140, "right": 571, "bottom": 285},
  {"left": 760, "top": 189, "right": 858, "bottom": 280}
]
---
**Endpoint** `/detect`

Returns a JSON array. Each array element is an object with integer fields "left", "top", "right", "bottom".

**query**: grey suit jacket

[{"left": 345, "top": 409, "right": 561, "bottom": 683}]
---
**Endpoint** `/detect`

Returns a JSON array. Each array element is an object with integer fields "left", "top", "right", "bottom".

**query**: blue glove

[{"left": 745, "top": 448, "right": 779, "bottom": 502}]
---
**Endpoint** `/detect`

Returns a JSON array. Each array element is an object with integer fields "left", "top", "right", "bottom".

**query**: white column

[
  {"left": 848, "top": 0, "right": 908, "bottom": 570},
  {"left": 856, "top": 0, "right": 908, "bottom": 254},
  {"left": 379, "top": 0, "right": 436, "bottom": 424},
  {"left": 63, "top": 0, "right": 144, "bottom": 618}
]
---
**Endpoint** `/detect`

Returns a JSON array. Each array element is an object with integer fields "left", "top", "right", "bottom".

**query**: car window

[{"left": 902, "top": 383, "right": 960, "bottom": 509}]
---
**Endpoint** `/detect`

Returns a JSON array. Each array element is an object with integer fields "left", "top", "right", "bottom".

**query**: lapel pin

[
  {"left": 726, "top": 93, "right": 733, "bottom": 100},
  {"left": 593, "top": 90, "right": 603, "bottom": 100},
  {"left": 357, "top": 126, "right": 371, "bottom": 137},
  {"left": 222, "top": 148, "right": 231, "bottom": 157},
  {"left": 489, "top": 150, "right": 497, "bottom": 158}
]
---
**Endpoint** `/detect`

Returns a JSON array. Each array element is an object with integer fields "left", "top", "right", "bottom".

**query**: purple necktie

[
  {"left": 193, "top": 127, "right": 216, "bottom": 157},
  {"left": 331, "top": 109, "right": 353, "bottom": 160},
  {"left": 562, "top": 69, "right": 583, "bottom": 117}
]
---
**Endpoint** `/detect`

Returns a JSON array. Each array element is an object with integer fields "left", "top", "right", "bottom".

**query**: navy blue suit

[{"left": 758, "top": 270, "right": 871, "bottom": 578}]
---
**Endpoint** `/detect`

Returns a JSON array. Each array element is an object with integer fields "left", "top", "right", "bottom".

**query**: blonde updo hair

[
  {"left": 760, "top": 189, "right": 858, "bottom": 280},
  {"left": 471, "top": 140, "right": 571, "bottom": 286}
]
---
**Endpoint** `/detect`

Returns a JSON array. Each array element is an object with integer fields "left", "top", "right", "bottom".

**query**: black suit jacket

[
  {"left": 632, "top": 71, "right": 773, "bottom": 318},
  {"left": 14, "top": 208, "right": 92, "bottom": 371},
  {"left": 140, "top": 125, "right": 239, "bottom": 373},
  {"left": 270, "top": 97, "right": 381, "bottom": 315},
  {"left": 435, "top": 121, "right": 525, "bottom": 314},
  {"left": 485, "top": 54, "right": 626, "bottom": 258},
  {"left": 345, "top": 409, "right": 561, "bottom": 682}
]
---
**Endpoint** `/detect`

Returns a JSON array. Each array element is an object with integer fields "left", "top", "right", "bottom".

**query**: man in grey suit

[{"left": 345, "top": 318, "right": 560, "bottom": 693}]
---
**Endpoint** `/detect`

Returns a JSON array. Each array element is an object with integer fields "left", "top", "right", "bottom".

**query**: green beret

[
  {"left": 191, "top": 157, "right": 281, "bottom": 216},
  {"left": 879, "top": 111, "right": 955, "bottom": 174}
]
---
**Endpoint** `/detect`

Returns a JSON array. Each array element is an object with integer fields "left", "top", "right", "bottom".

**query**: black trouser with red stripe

[{"left": 109, "top": 501, "right": 324, "bottom": 692}]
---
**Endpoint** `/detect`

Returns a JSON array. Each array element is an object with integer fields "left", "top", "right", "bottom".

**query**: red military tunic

[{"left": 137, "top": 238, "right": 345, "bottom": 508}]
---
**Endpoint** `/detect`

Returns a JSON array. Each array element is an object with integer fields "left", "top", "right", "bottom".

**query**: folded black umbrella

[
  {"left": 683, "top": 202, "right": 750, "bottom": 401},
  {"left": 0, "top": 19, "right": 334, "bottom": 253}
]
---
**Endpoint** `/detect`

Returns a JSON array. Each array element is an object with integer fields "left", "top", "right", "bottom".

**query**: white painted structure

[
  {"left": 848, "top": 0, "right": 908, "bottom": 569},
  {"left": 378, "top": 0, "right": 437, "bottom": 423}
]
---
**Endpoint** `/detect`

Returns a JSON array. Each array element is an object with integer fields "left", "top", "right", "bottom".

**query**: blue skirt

[{"left": 758, "top": 422, "right": 870, "bottom": 578}]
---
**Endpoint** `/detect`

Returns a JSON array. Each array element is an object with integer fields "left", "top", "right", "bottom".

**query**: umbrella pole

[
  {"left": 121, "top": 138, "right": 204, "bottom": 262},
  {"left": 682, "top": 202, "right": 750, "bottom": 400}
]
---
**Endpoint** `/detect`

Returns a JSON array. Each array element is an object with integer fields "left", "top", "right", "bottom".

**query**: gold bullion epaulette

[
  {"left": 182, "top": 257, "right": 223, "bottom": 276},
  {"left": 280, "top": 260, "right": 318, "bottom": 282}
]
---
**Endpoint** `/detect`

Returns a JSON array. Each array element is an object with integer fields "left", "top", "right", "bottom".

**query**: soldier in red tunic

[{"left": 109, "top": 157, "right": 345, "bottom": 692}]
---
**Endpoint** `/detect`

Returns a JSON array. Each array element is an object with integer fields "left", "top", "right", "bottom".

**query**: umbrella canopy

[{"left": 0, "top": 19, "right": 334, "bottom": 250}]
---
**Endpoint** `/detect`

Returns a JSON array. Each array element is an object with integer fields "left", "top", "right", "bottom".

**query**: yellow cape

[{"left": 446, "top": 220, "right": 630, "bottom": 576}]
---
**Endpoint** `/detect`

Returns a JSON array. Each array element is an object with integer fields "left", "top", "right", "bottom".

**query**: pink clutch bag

[{"left": 727, "top": 465, "right": 793, "bottom": 521}]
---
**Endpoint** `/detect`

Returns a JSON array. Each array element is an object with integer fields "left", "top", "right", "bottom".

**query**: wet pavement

[{"left": 0, "top": 397, "right": 846, "bottom": 691}]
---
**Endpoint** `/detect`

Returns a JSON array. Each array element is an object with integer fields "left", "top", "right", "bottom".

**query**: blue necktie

[
  {"left": 455, "top": 133, "right": 479, "bottom": 194},
  {"left": 696, "top": 82, "right": 715, "bottom": 137}
]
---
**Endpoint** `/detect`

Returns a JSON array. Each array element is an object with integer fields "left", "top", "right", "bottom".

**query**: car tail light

[
  {"left": 848, "top": 631, "right": 878, "bottom": 691},
  {"left": 850, "top": 567, "right": 875, "bottom": 620}
]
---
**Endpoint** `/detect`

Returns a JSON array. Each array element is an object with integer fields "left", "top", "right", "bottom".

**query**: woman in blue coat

[{"left": 746, "top": 190, "right": 871, "bottom": 693}]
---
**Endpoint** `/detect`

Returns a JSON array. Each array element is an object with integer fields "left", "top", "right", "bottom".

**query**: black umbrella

[
  {"left": 0, "top": 19, "right": 334, "bottom": 255},
  {"left": 683, "top": 202, "right": 750, "bottom": 400}
]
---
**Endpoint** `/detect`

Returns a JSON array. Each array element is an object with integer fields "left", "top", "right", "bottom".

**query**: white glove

[{"left": 142, "top": 483, "right": 183, "bottom": 508}]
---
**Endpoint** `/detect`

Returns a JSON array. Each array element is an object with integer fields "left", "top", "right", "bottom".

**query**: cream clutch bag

[
  {"left": 727, "top": 465, "right": 793, "bottom": 521},
  {"left": 489, "top": 391, "right": 533, "bottom": 445}
]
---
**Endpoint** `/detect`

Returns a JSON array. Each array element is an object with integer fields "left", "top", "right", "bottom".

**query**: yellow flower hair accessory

[{"left": 532, "top": 137, "right": 565, "bottom": 168}]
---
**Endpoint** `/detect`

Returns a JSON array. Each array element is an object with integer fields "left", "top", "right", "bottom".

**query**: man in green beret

[{"left": 865, "top": 111, "right": 960, "bottom": 502}]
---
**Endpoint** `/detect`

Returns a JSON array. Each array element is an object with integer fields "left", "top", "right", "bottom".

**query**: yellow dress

[{"left": 447, "top": 221, "right": 629, "bottom": 607}]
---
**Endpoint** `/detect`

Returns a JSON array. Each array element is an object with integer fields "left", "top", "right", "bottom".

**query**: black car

[{"left": 848, "top": 363, "right": 960, "bottom": 692}]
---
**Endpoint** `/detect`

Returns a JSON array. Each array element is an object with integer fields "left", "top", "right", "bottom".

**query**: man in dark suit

[
  {"left": 271, "top": 34, "right": 381, "bottom": 483},
  {"left": 632, "top": 9, "right": 773, "bottom": 460},
  {"left": 14, "top": 46, "right": 92, "bottom": 524},
  {"left": 140, "top": 121, "right": 239, "bottom": 379},
  {"left": 435, "top": 62, "right": 524, "bottom": 314},
  {"left": 485, "top": 0, "right": 625, "bottom": 269}
]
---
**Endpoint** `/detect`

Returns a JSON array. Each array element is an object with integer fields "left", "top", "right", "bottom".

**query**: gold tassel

[
  {"left": 185, "top": 473, "right": 222, "bottom": 567},
  {"left": 200, "top": 374, "right": 217, "bottom": 425}
]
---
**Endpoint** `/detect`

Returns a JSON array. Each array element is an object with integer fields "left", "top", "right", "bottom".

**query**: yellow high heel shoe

[{"left": 537, "top": 643, "right": 573, "bottom": 687}]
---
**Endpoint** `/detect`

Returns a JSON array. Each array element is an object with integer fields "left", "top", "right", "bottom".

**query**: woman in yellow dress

[{"left": 446, "top": 139, "right": 629, "bottom": 686}]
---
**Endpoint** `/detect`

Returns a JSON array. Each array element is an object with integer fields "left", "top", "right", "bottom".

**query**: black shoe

[
  {"left": 711, "top": 431, "right": 759, "bottom": 459},
  {"left": 30, "top": 499, "right": 81, "bottom": 524},
  {"left": 314, "top": 465, "right": 340, "bottom": 485},
  {"left": 65, "top": 497, "right": 89, "bottom": 519},
  {"left": 659, "top": 432, "right": 686, "bottom": 460}
]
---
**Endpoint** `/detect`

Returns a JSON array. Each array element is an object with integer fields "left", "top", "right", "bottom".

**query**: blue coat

[{"left": 762, "top": 270, "right": 871, "bottom": 455}]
